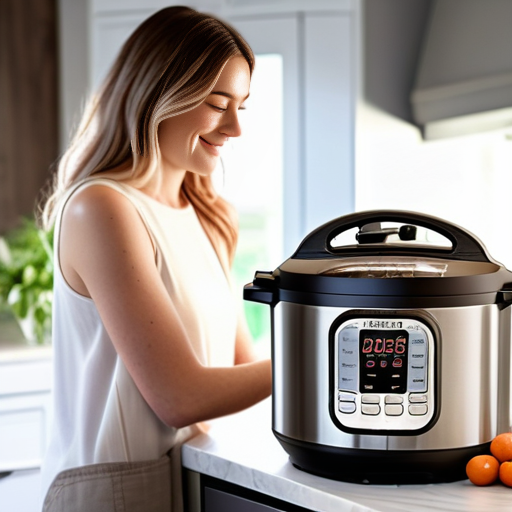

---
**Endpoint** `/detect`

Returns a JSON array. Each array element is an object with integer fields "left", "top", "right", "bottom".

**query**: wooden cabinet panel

[{"left": 0, "top": 0, "right": 58, "bottom": 233}]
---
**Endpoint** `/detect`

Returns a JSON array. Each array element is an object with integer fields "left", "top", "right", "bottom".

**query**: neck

[{"left": 139, "top": 167, "right": 189, "bottom": 208}]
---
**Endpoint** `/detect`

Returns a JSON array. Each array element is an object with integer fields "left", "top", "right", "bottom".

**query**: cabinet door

[
  {"left": 0, "top": 392, "right": 52, "bottom": 471},
  {"left": 302, "top": 13, "right": 354, "bottom": 234},
  {"left": 205, "top": 487, "right": 285, "bottom": 512},
  {"left": 0, "top": 353, "right": 52, "bottom": 471},
  {"left": 186, "top": 471, "right": 314, "bottom": 512}
]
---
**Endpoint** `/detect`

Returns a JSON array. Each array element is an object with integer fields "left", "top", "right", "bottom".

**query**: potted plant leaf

[{"left": 0, "top": 218, "right": 54, "bottom": 345}]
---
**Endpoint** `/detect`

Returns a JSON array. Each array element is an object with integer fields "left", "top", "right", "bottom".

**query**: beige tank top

[{"left": 41, "top": 178, "right": 238, "bottom": 499}]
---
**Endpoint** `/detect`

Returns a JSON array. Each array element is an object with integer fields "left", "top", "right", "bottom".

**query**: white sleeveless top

[{"left": 40, "top": 178, "right": 238, "bottom": 498}]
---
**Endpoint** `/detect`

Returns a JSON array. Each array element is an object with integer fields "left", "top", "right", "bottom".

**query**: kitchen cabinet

[
  {"left": 0, "top": 316, "right": 52, "bottom": 473},
  {"left": 186, "top": 471, "right": 313, "bottom": 512},
  {"left": 0, "top": 468, "right": 43, "bottom": 512}
]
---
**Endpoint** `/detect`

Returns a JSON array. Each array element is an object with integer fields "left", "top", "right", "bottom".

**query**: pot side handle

[
  {"left": 243, "top": 271, "right": 277, "bottom": 306},
  {"left": 292, "top": 210, "right": 494, "bottom": 263},
  {"left": 498, "top": 286, "right": 512, "bottom": 310}
]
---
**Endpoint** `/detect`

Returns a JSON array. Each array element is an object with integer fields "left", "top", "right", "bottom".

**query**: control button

[
  {"left": 338, "top": 326, "right": 359, "bottom": 393},
  {"left": 362, "top": 404, "right": 381, "bottom": 415},
  {"left": 392, "top": 358, "right": 403, "bottom": 367},
  {"left": 410, "top": 336, "right": 427, "bottom": 347},
  {"left": 385, "top": 395, "right": 403, "bottom": 404},
  {"left": 408, "top": 379, "right": 427, "bottom": 393},
  {"left": 340, "top": 377, "right": 357, "bottom": 391},
  {"left": 407, "top": 357, "right": 428, "bottom": 393},
  {"left": 339, "top": 401, "right": 357, "bottom": 414},
  {"left": 363, "top": 384, "right": 374, "bottom": 390},
  {"left": 361, "top": 394, "right": 380, "bottom": 404},
  {"left": 385, "top": 404, "right": 404, "bottom": 416},
  {"left": 339, "top": 392, "right": 356, "bottom": 402},
  {"left": 339, "top": 327, "right": 359, "bottom": 344},
  {"left": 409, "top": 404, "right": 428, "bottom": 416},
  {"left": 380, "top": 360, "right": 388, "bottom": 368},
  {"left": 409, "top": 394, "right": 428, "bottom": 403},
  {"left": 366, "top": 360, "right": 376, "bottom": 368}
]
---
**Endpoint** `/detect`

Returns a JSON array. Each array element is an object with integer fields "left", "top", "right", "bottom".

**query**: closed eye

[{"left": 207, "top": 103, "right": 227, "bottom": 112}]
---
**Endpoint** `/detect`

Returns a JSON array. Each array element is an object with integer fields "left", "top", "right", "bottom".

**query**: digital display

[{"left": 359, "top": 329, "right": 408, "bottom": 394}]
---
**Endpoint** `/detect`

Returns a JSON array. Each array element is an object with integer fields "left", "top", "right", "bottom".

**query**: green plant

[{"left": 0, "top": 218, "right": 54, "bottom": 344}]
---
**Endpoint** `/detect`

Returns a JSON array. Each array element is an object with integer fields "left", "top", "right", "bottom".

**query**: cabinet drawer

[
  {"left": 0, "top": 393, "right": 52, "bottom": 471},
  {"left": 0, "top": 359, "right": 52, "bottom": 396},
  {"left": 186, "top": 472, "right": 314, "bottom": 512},
  {"left": 205, "top": 487, "right": 285, "bottom": 511}
]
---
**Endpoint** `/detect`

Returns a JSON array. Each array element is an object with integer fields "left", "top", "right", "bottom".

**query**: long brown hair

[{"left": 41, "top": 6, "right": 254, "bottom": 267}]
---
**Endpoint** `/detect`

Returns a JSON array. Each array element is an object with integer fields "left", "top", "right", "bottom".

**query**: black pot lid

[{"left": 249, "top": 211, "right": 512, "bottom": 300}]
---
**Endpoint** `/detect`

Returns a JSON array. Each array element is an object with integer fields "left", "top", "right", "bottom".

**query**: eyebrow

[{"left": 209, "top": 91, "right": 250, "bottom": 101}]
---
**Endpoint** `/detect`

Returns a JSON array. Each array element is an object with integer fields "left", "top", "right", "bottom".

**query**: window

[{"left": 215, "top": 54, "right": 284, "bottom": 354}]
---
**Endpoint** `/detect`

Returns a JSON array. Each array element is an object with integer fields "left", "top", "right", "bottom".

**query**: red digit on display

[
  {"left": 385, "top": 339, "right": 394, "bottom": 353},
  {"left": 362, "top": 338, "right": 373, "bottom": 353},
  {"left": 374, "top": 338, "right": 384, "bottom": 354},
  {"left": 395, "top": 337, "right": 406, "bottom": 354}
]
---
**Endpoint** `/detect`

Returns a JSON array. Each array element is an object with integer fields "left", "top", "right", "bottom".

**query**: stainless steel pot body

[
  {"left": 245, "top": 211, "right": 512, "bottom": 482},
  {"left": 272, "top": 301, "right": 511, "bottom": 451}
]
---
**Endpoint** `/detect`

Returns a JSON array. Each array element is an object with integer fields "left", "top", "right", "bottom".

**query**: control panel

[{"left": 332, "top": 316, "right": 436, "bottom": 432}]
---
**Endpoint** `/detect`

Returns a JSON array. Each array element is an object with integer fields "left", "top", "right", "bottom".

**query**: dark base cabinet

[{"left": 184, "top": 470, "right": 314, "bottom": 512}]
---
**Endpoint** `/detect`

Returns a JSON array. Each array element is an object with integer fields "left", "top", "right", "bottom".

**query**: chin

[{"left": 192, "top": 161, "right": 218, "bottom": 178}]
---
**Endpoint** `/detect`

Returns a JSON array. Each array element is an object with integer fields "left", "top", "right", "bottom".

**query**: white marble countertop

[{"left": 182, "top": 398, "right": 512, "bottom": 512}]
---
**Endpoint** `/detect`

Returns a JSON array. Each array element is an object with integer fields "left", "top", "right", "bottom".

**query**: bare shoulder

[
  {"left": 63, "top": 183, "right": 137, "bottom": 223},
  {"left": 59, "top": 183, "right": 154, "bottom": 296}
]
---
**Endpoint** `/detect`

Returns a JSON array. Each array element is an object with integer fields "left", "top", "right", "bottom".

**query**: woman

[{"left": 40, "top": 6, "right": 271, "bottom": 512}]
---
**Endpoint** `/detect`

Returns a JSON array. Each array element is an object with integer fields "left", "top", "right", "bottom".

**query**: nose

[{"left": 220, "top": 109, "right": 242, "bottom": 138}]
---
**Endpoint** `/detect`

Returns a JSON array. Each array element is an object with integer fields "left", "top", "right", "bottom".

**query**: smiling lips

[{"left": 199, "top": 136, "right": 223, "bottom": 155}]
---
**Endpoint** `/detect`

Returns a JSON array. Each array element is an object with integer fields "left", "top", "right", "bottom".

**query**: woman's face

[{"left": 158, "top": 56, "right": 251, "bottom": 177}]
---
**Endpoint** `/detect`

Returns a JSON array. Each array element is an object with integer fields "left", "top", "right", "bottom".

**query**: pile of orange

[{"left": 466, "top": 432, "right": 512, "bottom": 486}]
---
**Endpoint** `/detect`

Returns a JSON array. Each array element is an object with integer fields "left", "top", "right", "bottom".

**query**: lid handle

[
  {"left": 292, "top": 210, "right": 493, "bottom": 263},
  {"left": 356, "top": 223, "right": 417, "bottom": 244}
]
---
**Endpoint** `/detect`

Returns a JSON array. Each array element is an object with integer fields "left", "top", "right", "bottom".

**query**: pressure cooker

[{"left": 244, "top": 210, "right": 512, "bottom": 484}]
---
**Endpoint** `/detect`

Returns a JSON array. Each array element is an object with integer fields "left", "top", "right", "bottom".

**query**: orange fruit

[
  {"left": 500, "top": 461, "right": 512, "bottom": 487},
  {"left": 466, "top": 455, "right": 499, "bottom": 486},
  {"left": 490, "top": 432, "right": 512, "bottom": 463}
]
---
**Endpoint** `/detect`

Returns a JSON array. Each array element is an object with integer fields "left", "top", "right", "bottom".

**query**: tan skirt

[{"left": 42, "top": 449, "right": 184, "bottom": 512}]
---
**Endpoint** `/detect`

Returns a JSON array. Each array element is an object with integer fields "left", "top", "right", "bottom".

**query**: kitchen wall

[
  {"left": 356, "top": 0, "right": 512, "bottom": 267},
  {"left": 57, "top": 0, "right": 90, "bottom": 151}
]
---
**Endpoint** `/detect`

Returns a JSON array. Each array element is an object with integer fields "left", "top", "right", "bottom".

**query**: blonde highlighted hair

[{"left": 41, "top": 6, "right": 254, "bottom": 267}]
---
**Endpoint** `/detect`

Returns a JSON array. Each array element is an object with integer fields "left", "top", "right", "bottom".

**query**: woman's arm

[
  {"left": 234, "top": 311, "right": 259, "bottom": 365},
  {"left": 60, "top": 185, "right": 271, "bottom": 428}
]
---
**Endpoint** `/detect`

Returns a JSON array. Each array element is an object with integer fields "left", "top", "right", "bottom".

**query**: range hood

[{"left": 411, "top": 0, "right": 512, "bottom": 139}]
